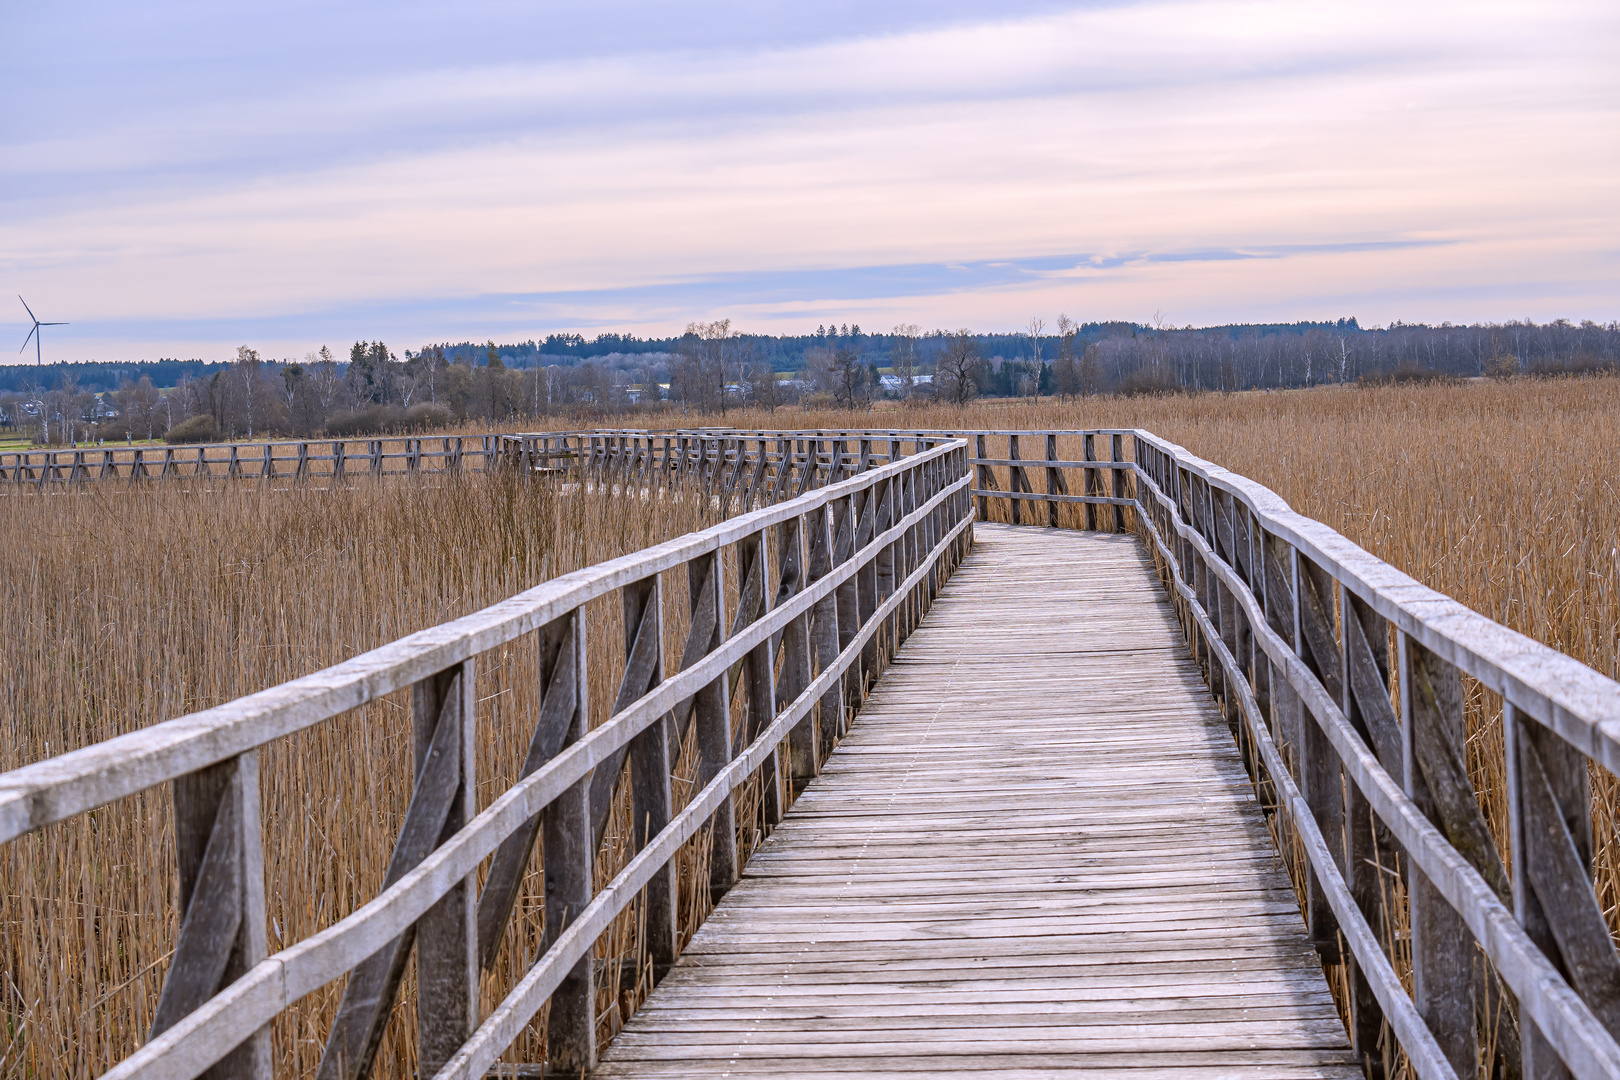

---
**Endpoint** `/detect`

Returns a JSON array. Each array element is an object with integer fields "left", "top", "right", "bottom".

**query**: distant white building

[{"left": 880, "top": 374, "right": 933, "bottom": 394}]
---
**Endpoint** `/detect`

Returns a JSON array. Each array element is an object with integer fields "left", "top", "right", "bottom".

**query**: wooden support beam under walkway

[{"left": 598, "top": 523, "right": 1357, "bottom": 1079}]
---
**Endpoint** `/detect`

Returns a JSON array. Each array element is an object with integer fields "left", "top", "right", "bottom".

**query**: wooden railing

[
  {"left": 0, "top": 435, "right": 508, "bottom": 486},
  {"left": 522, "top": 426, "right": 1620, "bottom": 1078},
  {"left": 1130, "top": 431, "right": 1620, "bottom": 1080},
  {"left": 8, "top": 423, "right": 1620, "bottom": 1080},
  {"left": 498, "top": 428, "right": 1135, "bottom": 524},
  {"left": 0, "top": 437, "right": 972, "bottom": 1078}
]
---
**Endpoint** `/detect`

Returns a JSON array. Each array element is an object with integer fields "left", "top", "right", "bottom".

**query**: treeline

[
  {"left": 2, "top": 318, "right": 1616, "bottom": 445},
  {"left": 0, "top": 359, "right": 230, "bottom": 395}
]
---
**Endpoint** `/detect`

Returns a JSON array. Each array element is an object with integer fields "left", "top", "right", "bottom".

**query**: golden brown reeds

[
  {"left": 0, "top": 474, "right": 721, "bottom": 1077},
  {"left": 5, "top": 374, "right": 1617, "bottom": 1077}
]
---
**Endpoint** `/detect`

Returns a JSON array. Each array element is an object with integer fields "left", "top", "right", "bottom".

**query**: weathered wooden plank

[
  {"left": 149, "top": 752, "right": 270, "bottom": 1080},
  {"left": 412, "top": 665, "right": 478, "bottom": 1074},
  {"left": 475, "top": 615, "right": 581, "bottom": 968},
  {"left": 537, "top": 610, "right": 596, "bottom": 1074},
  {"left": 316, "top": 669, "right": 468, "bottom": 1080},
  {"left": 599, "top": 525, "right": 1352, "bottom": 1077}
]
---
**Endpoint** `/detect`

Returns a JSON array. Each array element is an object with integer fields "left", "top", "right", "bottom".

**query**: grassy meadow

[{"left": 2, "top": 373, "right": 1617, "bottom": 1077}]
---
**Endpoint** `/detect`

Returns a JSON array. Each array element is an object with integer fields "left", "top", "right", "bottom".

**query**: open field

[{"left": 3, "top": 374, "right": 1617, "bottom": 1077}]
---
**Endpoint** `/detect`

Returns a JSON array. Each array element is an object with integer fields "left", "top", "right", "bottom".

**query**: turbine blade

[
  {"left": 17, "top": 295, "right": 36, "bottom": 321},
  {"left": 40, "top": 321, "right": 67, "bottom": 326},
  {"left": 19, "top": 324, "right": 37, "bottom": 352}
]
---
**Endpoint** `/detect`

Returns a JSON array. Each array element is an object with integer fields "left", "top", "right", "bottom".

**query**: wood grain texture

[{"left": 598, "top": 524, "right": 1357, "bottom": 1078}]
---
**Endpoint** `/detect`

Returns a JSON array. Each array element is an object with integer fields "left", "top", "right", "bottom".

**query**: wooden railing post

[
  {"left": 413, "top": 667, "right": 479, "bottom": 1073},
  {"left": 686, "top": 551, "right": 740, "bottom": 895},
  {"left": 1261, "top": 532, "right": 1305, "bottom": 766},
  {"left": 740, "top": 437, "right": 767, "bottom": 510},
  {"left": 862, "top": 475, "right": 894, "bottom": 677},
  {"left": 620, "top": 575, "right": 678, "bottom": 971},
  {"left": 1007, "top": 434, "right": 1024, "bottom": 525},
  {"left": 765, "top": 437, "right": 786, "bottom": 503},
  {"left": 1083, "top": 433, "right": 1099, "bottom": 530},
  {"left": 1507, "top": 698, "right": 1620, "bottom": 1077},
  {"left": 831, "top": 493, "right": 862, "bottom": 716},
  {"left": 806, "top": 504, "right": 844, "bottom": 757},
  {"left": 1045, "top": 433, "right": 1068, "bottom": 527},
  {"left": 473, "top": 609, "right": 594, "bottom": 1070},
  {"left": 1331, "top": 585, "right": 1390, "bottom": 1075},
  {"left": 776, "top": 515, "right": 817, "bottom": 791},
  {"left": 318, "top": 662, "right": 475, "bottom": 1080},
  {"left": 974, "top": 434, "right": 993, "bottom": 521},
  {"left": 1110, "top": 432, "right": 1125, "bottom": 531},
  {"left": 149, "top": 752, "right": 270, "bottom": 1080},
  {"left": 1292, "top": 551, "right": 1346, "bottom": 969},
  {"left": 738, "top": 531, "right": 784, "bottom": 828},
  {"left": 1406, "top": 640, "right": 1483, "bottom": 1075}
]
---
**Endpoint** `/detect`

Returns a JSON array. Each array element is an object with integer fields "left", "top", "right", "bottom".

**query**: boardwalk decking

[{"left": 598, "top": 524, "right": 1358, "bottom": 1078}]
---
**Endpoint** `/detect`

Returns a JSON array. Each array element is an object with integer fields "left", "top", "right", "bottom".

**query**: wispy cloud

[{"left": 2, "top": 0, "right": 1615, "bottom": 361}]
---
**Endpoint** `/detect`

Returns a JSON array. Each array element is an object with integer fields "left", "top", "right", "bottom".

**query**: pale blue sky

[{"left": 3, "top": 0, "right": 1616, "bottom": 362}]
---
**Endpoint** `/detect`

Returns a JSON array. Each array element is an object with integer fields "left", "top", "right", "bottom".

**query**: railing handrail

[
  {"left": 4, "top": 431, "right": 972, "bottom": 1080},
  {"left": 557, "top": 424, "right": 1620, "bottom": 1078},
  {"left": 1130, "top": 429, "right": 1620, "bottom": 767},
  {"left": 12, "top": 424, "right": 1620, "bottom": 1080},
  {"left": 0, "top": 439, "right": 961, "bottom": 843},
  {"left": 1125, "top": 430, "right": 1620, "bottom": 1079}
]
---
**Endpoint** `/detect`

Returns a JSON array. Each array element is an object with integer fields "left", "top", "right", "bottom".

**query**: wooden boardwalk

[{"left": 598, "top": 524, "right": 1357, "bottom": 1079}]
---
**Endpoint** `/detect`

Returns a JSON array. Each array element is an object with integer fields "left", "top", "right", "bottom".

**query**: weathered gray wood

[
  {"left": 806, "top": 504, "right": 845, "bottom": 755},
  {"left": 832, "top": 493, "right": 863, "bottom": 716},
  {"left": 739, "top": 532, "right": 784, "bottom": 828},
  {"left": 317, "top": 669, "right": 468, "bottom": 1080},
  {"left": 1291, "top": 553, "right": 1345, "bottom": 966},
  {"left": 1407, "top": 641, "right": 1481, "bottom": 1077},
  {"left": 540, "top": 610, "right": 596, "bottom": 1074},
  {"left": 1135, "top": 450, "right": 1620, "bottom": 1080},
  {"left": 1044, "top": 433, "right": 1068, "bottom": 527},
  {"left": 1333, "top": 588, "right": 1388, "bottom": 1075},
  {"left": 1518, "top": 713, "right": 1620, "bottom": 1061},
  {"left": 974, "top": 434, "right": 996, "bottom": 520},
  {"left": 588, "top": 573, "right": 672, "bottom": 849},
  {"left": 686, "top": 552, "right": 739, "bottom": 893},
  {"left": 1007, "top": 434, "right": 1026, "bottom": 525},
  {"left": 599, "top": 525, "right": 1356, "bottom": 1079},
  {"left": 1110, "top": 433, "right": 1126, "bottom": 532},
  {"left": 1083, "top": 433, "right": 1100, "bottom": 531},
  {"left": 150, "top": 752, "right": 270, "bottom": 1080},
  {"left": 475, "top": 615, "right": 582, "bottom": 968},
  {"left": 778, "top": 516, "right": 817, "bottom": 787},
  {"left": 413, "top": 664, "right": 478, "bottom": 1073},
  {"left": 623, "top": 576, "right": 679, "bottom": 971}
]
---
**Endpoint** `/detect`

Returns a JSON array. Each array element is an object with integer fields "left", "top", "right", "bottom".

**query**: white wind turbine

[{"left": 18, "top": 296, "right": 68, "bottom": 366}]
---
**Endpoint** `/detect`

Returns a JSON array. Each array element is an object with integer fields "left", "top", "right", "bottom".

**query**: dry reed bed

[
  {"left": 0, "top": 475, "right": 746, "bottom": 1076},
  {"left": 6, "top": 377, "right": 1616, "bottom": 1077}
]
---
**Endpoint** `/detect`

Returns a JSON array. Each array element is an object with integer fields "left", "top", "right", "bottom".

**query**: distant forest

[{"left": 1, "top": 318, "right": 1616, "bottom": 445}]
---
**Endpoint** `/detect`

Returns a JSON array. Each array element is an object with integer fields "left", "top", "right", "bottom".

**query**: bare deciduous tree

[
  {"left": 937, "top": 330, "right": 982, "bottom": 405},
  {"left": 890, "top": 323, "right": 920, "bottom": 400},
  {"left": 1052, "top": 314, "right": 1081, "bottom": 401},
  {"left": 831, "top": 346, "right": 872, "bottom": 409}
]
